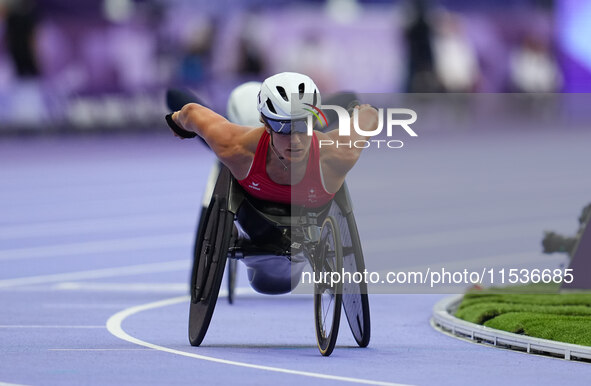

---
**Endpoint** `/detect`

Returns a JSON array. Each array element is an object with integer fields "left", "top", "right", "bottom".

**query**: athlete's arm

[
  {"left": 171, "top": 103, "right": 257, "bottom": 178},
  {"left": 316, "top": 104, "right": 378, "bottom": 193},
  {"left": 322, "top": 104, "right": 378, "bottom": 175}
]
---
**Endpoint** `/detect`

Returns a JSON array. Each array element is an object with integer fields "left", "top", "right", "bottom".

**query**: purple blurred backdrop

[{"left": 0, "top": 0, "right": 589, "bottom": 132}]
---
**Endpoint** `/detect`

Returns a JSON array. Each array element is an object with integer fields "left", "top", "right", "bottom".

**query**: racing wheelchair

[
  {"left": 165, "top": 86, "right": 370, "bottom": 356},
  {"left": 189, "top": 163, "right": 371, "bottom": 356}
]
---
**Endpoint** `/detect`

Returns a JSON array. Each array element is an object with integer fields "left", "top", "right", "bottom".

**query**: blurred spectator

[
  {"left": 402, "top": 0, "right": 441, "bottom": 92},
  {"left": 236, "top": 9, "right": 264, "bottom": 77},
  {"left": 236, "top": 37, "right": 263, "bottom": 76},
  {"left": 2, "top": 0, "right": 40, "bottom": 77},
  {"left": 432, "top": 11, "right": 480, "bottom": 93},
  {"left": 0, "top": 0, "right": 48, "bottom": 128},
  {"left": 509, "top": 33, "right": 562, "bottom": 93},
  {"left": 178, "top": 18, "right": 215, "bottom": 86},
  {"left": 282, "top": 32, "right": 336, "bottom": 92}
]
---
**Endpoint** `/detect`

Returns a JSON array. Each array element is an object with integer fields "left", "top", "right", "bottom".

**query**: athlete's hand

[
  {"left": 357, "top": 104, "right": 376, "bottom": 112},
  {"left": 352, "top": 104, "right": 379, "bottom": 134},
  {"left": 165, "top": 112, "right": 197, "bottom": 139},
  {"left": 349, "top": 103, "right": 377, "bottom": 114}
]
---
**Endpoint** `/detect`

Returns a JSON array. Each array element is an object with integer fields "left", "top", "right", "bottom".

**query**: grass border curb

[{"left": 431, "top": 294, "right": 591, "bottom": 363}]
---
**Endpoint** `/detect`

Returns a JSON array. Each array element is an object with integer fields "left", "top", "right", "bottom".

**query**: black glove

[{"left": 165, "top": 113, "right": 197, "bottom": 139}]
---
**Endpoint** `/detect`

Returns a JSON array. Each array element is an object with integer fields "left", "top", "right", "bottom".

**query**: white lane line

[
  {"left": 0, "top": 213, "right": 192, "bottom": 240},
  {"left": 0, "top": 193, "right": 194, "bottom": 215},
  {"left": 43, "top": 304, "right": 139, "bottom": 309},
  {"left": 0, "top": 382, "right": 29, "bottom": 386},
  {"left": 106, "top": 296, "right": 412, "bottom": 386},
  {"left": 0, "top": 260, "right": 189, "bottom": 289},
  {"left": 48, "top": 348, "right": 153, "bottom": 351},
  {"left": 0, "top": 325, "right": 104, "bottom": 329},
  {"left": 52, "top": 282, "right": 188, "bottom": 293},
  {"left": 0, "top": 233, "right": 193, "bottom": 261}
]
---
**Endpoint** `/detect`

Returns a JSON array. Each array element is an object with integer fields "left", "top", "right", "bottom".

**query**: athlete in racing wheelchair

[{"left": 166, "top": 72, "right": 376, "bottom": 356}]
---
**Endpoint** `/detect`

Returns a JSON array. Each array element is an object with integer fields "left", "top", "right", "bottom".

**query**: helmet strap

[{"left": 269, "top": 132, "right": 289, "bottom": 171}]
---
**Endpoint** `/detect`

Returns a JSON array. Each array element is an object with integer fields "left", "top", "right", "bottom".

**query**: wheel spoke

[{"left": 322, "top": 293, "right": 334, "bottom": 332}]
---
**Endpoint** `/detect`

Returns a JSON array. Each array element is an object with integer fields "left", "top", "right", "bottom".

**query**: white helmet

[
  {"left": 226, "top": 81, "right": 263, "bottom": 127},
  {"left": 257, "top": 72, "right": 321, "bottom": 122}
]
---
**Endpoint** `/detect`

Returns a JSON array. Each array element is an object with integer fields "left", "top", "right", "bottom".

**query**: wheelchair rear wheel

[
  {"left": 188, "top": 194, "right": 234, "bottom": 346},
  {"left": 340, "top": 213, "right": 371, "bottom": 348},
  {"left": 314, "top": 215, "right": 343, "bottom": 356}
]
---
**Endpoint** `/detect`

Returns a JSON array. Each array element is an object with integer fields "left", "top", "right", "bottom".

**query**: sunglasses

[{"left": 262, "top": 115, "right": 311, "bottom": 134}]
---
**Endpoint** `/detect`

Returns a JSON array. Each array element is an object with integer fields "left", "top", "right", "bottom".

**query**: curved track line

[
  {"left": 106, "top": 295, "right": 411, "bottom": 386},
  {"left": 0, "top": 260, "right": 189, "bottom": 289}
]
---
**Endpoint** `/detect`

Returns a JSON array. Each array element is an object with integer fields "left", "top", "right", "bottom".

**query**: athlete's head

[
  {"left": 226, "top": 81, "right": 262, "bottom": 127},
  {"left": 257, "top": 72, "right": 319, "bottom": 163},
  {"left": 257, "top": 72, "right": 321, "bottom": 135}
]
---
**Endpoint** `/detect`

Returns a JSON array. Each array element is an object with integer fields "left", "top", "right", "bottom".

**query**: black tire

[
  {"left": 188, "top": 194, "right": 234, "bottom": 346},
  {"left": 190, "top": 205, "right": 208, "bottom": 293},
  {"left": 314, "top": 215, "right": 343, "bottom": 356},
  {"left": 341, "top": 212, "right": 371, "bottom": 347}
]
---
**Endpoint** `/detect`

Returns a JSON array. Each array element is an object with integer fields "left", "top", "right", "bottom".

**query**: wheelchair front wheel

[{"left": 314, "top": 215, "right": 343, "bottom": 356}]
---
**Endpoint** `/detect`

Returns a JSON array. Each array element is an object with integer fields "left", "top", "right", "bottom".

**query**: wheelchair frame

[{"left": 188, "top": 164, "right": 370, "bottom": 356}]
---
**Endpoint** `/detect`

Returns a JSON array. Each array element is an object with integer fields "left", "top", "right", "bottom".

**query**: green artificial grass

[
  {"left": 484, "top": 313, "right": 591, "bottom": 346},
  {"left": 454, "top": 288, "right": 591, "bottom": 347},
  {"left": 455, "top": 302, "right": 591, "bottom": 324}
]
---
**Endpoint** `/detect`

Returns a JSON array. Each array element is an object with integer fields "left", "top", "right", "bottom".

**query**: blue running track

[{"left": 1, "top": 131, "right": 590, "bottom": 385}]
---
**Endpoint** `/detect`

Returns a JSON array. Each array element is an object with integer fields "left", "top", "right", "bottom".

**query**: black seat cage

[{"left": 225, "top": 174, "right": 356, "bottom": 260}]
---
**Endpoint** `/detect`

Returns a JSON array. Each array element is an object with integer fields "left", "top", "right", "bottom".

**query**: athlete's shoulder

[
  {"left": 316, "top": 128, "right": 362, "bottom": 178},
  {"left": 315, "top": 130, "right": 343, "bottom": 158},
  {"left": 216, "top": 125, "right": 264, "bottom": 179},
  {"left": 240, "top": 126, "right": 266, "bottom": 154},
  {"left": 313, "top": 130, "right": 333, "bottom": 149}
]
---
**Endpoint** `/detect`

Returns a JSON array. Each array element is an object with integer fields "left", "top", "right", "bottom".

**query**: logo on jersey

[
  {"left": 248, "top": 181, "right": 261, "bottom": 191},
  {"left": 307, "top": 187, "right": 318, "bottom": 204}
]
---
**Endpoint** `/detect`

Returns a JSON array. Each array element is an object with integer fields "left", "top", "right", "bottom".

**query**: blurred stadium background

[{"left": 0, "top": 0, "right": 589, "bottom": 134}]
